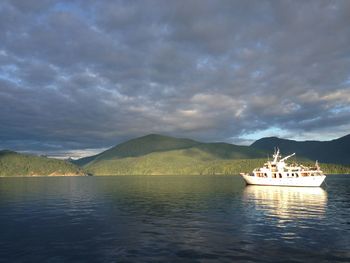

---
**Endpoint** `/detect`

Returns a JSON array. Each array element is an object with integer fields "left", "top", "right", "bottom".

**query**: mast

[
  {"left": 272, "top": 148, "right": 280, "bottom": 163},
  {"left": 315, "top": 160, "right": 320, "bottom": 171}
]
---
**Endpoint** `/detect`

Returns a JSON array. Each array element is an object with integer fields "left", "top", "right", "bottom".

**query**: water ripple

[{"left": 0, "top": 175, "right": 349, "bottom": 262}]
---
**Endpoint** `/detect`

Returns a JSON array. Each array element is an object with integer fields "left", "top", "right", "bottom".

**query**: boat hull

[{"left": 241, "top": 174, "right": 326, "bottom": 187}]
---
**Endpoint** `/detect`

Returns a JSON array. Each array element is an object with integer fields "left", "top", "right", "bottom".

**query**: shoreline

[{"left": 1, "top": 173, "right": 349, "bottom": 178}]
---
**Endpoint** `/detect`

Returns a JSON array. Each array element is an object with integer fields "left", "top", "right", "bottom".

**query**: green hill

[
  {"left": 250, "top": 134, "right": 350, "bottom": 165},
  {"left": 76, "top": 134, "right": 265, "bottom": 164},
  {"left": 3, "top": 134, "right": 348, "bottom": 176},
  {"left": 76, "top": 134, "right": 350, "bottom": 175},
  {"left": 83, "top": 148, "right": 350, "bottom": 176},
  {"left": 74, "top": 134, "right": 201, "bottom": 166},
  {"left": 85, "top": 148, "right": 267, "bottom": 175},
  {"left": 0, "top": 150, "right": 86, "bottom": 177}
]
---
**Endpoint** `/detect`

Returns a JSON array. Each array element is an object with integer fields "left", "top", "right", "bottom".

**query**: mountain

[
  {"left": 75, "top": 134, "right": 265, "bottom": 165},
  {"left": 251, "top": 134, "right": 350, "bottom": 165},
  {"left": 84, "top": 149, "right": 270, "bottom": 176},
  {"left": 0, "top": 150, "right": 86, "bottom": 177},
  {"left": 2, "top": 134, "right": 349, "bottom": 176},
  {"left": 75, "top": 134, "right": 350, "bottom": 175},
  {"left": 76, "top": 134, "right": 267, "bottom": 175},
  {"left": 74, "top": 134, "right": 200, "bottom": 166}
]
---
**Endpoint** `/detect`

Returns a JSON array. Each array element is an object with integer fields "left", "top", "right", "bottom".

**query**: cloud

[{"left": 0, "top": 0, "right": 350, "bottom": 155}]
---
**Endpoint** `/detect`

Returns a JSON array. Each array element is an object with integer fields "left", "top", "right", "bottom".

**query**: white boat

[{"left": 240, "top": 149, "right": 326, "bottom": 187}]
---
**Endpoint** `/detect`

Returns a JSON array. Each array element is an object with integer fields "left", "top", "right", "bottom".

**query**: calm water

[{"left": 0, "top": 175, "right": 349, "bottom": 263}]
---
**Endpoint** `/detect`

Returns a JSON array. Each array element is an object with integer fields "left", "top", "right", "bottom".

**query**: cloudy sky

[{"left": 1, "top": 0, "right": 350, "bottom": 158}]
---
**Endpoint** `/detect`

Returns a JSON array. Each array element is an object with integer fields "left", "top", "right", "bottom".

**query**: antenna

[{"left": 280, "top": 153, "right": 295, "bottom": 162}]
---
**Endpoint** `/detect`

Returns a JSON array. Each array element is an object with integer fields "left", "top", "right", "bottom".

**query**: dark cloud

[{"left": 0, "top": 0, "right": 350, "bottom": 156}]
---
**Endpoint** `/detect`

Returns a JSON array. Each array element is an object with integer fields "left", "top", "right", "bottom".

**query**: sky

[{"left": 1, "top": 0, "right": 350, "bottom": 158}]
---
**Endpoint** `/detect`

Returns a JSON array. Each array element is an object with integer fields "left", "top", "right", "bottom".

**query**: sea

[{"left": 0, "top": 175, "right": 349, "bottom": 262}]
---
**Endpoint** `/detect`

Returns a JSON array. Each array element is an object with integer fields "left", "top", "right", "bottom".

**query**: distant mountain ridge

[
  {"left": 74, "top": 134, "right": 266, "bottom": 166},
  {"left": 0, "top": 150, "right": 85, "bottom": 177},
  {"left": 251, "top": 134, "right": 350, "bottom": 165},
  {"left": 1, "top": 133, "right": 349, "bottom": 177},
  {"left": 73, "top": 133, "right": 350, "bottom": 175},
  {"left": 74, "top": 134, "right": 201, "bottom": 166}
]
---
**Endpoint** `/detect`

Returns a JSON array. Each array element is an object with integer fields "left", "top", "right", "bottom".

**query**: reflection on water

[
  {"left": 241, "top": 186, "right": 330, "bottom": 247},
  {"left": 0, "top": 175, "right": 349, "bottom": 263},
  {"left": 243, "top": 186, "right": 327, "bottom": 220}
]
